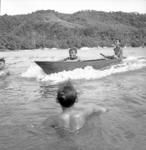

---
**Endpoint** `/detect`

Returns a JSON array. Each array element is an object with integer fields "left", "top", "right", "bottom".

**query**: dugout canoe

[{"left": 35, "top": 58, "right": 120, "bottom": 74}]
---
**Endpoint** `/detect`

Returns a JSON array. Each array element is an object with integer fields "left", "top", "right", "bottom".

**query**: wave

[
  {"left": 21, "top": 63, "right": 46, "bottom": 79},
  {"left": 21, "top": 56, "right": 146, "bottom": 84}
]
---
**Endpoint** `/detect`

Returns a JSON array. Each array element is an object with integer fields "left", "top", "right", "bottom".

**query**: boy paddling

[{"left": 100, "top": 39, "right": 123, "bottom": 60}]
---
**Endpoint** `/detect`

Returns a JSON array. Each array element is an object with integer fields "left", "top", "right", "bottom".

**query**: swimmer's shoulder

[{"left": 75, "top": 103, "right": 107, "bottom": 117}]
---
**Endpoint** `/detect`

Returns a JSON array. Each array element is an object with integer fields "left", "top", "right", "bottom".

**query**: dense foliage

[{"left": 0, "top": 10, "right": 146, "bottom": 50}]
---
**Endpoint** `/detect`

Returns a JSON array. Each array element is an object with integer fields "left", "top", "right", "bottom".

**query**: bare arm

[
  {"left": 77, "top": 103, "right": 108, "bottom": 118},
  {"left": 84, "top": 104, "right": 108, "bottom": 121},
  {"left": 87, "top": 104, "right": 107, "bottom": 114}
]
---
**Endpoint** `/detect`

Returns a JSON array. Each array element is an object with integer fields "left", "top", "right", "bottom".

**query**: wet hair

[
  {"left": 0, "top": 58, "right": 5, "bottom": 63},
  {"left": 69, "top": 47, "right": 77, "bottom": 54},
  {"left": 57, "top": 80, "right": 77, "bottom": 108}
]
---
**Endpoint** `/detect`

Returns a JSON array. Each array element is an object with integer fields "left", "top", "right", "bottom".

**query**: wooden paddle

[
  {"left": 100, "top": 53, "right": 106, "bottom": 58},
  {"left": 100, "top": 53, "right": 115, "bottom": 59}
]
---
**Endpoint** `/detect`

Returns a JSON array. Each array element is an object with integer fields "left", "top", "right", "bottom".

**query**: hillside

[{"left": 0, "top": 10, "right": 146, "bottom": 50}]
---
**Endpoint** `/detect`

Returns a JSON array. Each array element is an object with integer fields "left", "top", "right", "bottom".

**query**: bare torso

[
  {"left": 57, "top": 107, "right": 86, "bottom": 132},
  {"left": 53, "top": 104, "right": 106, "bottom": 132}
]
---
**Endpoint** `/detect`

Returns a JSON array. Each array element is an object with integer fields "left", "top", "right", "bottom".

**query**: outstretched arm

[
  {"left": 89, "top": 104, "right": 107, "bottom": 114},
  {"left": 78, "top": 103, "right": 108, "bottom": 117}
]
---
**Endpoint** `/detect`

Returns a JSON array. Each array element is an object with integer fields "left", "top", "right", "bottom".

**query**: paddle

[
  {"left": 100, "top": 53, "right": 106, "bottom": 58},
  {"left": 100, "top": 53, "right": 110, "bottom": 59},
  {"left": 100, "top": 53, "right": 115, "bottom": 59}
]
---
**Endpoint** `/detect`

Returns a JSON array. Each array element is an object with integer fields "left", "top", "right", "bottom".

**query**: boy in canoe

[
  {"left": 113, "top": 39, "right": 123, "bottom": 60},
  {"left": 43, "top": 81, "right": 108, "bottom": 132},
  {"left": 64, "top": 47, "right": 80, "bottom": 61},
  {"left": 100, "top": 39, "right": 123, "bottom": 60}
]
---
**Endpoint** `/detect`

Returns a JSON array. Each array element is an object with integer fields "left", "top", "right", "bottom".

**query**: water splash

[
  {"left": 21, "top": 57, "right": 146, "bottom": 84},
  {"left": 21, "top": 63, "right": 46, "bottom": 79}
]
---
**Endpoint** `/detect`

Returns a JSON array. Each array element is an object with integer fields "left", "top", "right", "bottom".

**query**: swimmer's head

[
  {"left": 57, "top": 80, "right": 77, "bottom": 108},
  {"left": 0, "top": 58, "right": 5, "bottom": 63}
]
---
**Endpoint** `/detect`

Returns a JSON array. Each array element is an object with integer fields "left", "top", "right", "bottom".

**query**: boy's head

[
  {"left": 69, "top": 47, "right": 77, "bottom": 59},
  {"left": 57, "top": 80, "right": 77, "bottom": 108},
  {"left": 114, "top": 39, "right": 120, "bottom": 46},
  {"left": 0, "top": 58, "right": 5, "bottom": 63}
]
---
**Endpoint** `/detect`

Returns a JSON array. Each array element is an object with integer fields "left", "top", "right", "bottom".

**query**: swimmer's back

[{"left": 55, "top": 104, "right": 107, "bottom": 132}]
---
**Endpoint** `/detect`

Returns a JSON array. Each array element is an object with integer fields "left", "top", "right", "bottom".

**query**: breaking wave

[{"left": 21, "top": 56, "right": 146, "bottom": 84}]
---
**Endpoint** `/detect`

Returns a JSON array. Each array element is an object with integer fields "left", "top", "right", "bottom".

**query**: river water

[{"left": 0, "top": 47, "right": 146, "bottom": 150}]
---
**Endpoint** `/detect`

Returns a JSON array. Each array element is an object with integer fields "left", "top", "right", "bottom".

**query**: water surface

[{"left": 0, "top": 47, "right": 146, "bottom": 150}]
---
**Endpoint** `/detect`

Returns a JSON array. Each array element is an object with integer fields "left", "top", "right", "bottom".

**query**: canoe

[{"left": 35, "top": 58, "right": 120, "bottom": 74}]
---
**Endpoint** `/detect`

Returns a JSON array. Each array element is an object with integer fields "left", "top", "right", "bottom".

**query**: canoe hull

[{"left": 35, "top": 59, "right": 120, "bottom": 74}]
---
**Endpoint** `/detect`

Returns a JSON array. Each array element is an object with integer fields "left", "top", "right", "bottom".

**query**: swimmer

[
  {"left": 0, "top": 58, "right": 5, "bottom": 70},
  {"left": 44, "top": 80, "right": 108, "bottom": 132},
  {"left": 0, "top": 58, "right": 10, "bottom": 77}
]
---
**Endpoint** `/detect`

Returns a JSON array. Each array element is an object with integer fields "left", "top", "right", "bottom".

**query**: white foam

[
  {"left": 22, "top": 57, "right": 146, "bottom": 84},
  {"left": 21, "top": 63, "right": 45, "bottom": 79}
]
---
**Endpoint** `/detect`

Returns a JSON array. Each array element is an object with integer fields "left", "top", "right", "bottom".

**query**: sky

[{"left": 1, "top": 0, "right": 146, "bottom": 15}]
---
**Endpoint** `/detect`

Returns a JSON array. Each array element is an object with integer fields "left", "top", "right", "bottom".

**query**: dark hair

[
  {"left": 69, "top": 47, "right": 77, "bottom": 54},
  {"left": 0, "top": 58, "right": 5, "bottom": 63},
  {"left": 57, "top": 81, "right": 77, "bottom": 108}
]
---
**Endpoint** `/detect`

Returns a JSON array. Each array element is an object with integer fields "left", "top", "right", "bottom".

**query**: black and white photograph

[{"left": 0, "top": 0, "right": 146, "bottom": 150}]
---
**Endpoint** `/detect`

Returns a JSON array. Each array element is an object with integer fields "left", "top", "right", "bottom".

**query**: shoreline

[{"left": 0, "top": 46, "right": 145, "bottom": 53}]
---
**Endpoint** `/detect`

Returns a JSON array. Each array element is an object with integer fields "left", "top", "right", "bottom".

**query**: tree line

[{"left": 0, "top": 10, "right": 146, "bottom": 50}]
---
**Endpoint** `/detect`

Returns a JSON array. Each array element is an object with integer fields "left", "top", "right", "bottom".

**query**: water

[{"left": 0, "top": 47, "right": 146, "bottom": 150}]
